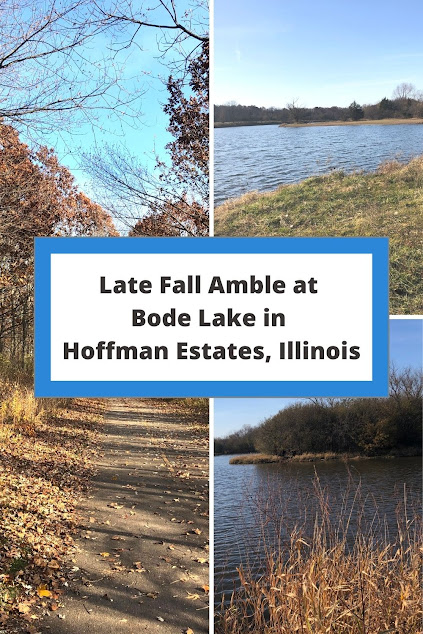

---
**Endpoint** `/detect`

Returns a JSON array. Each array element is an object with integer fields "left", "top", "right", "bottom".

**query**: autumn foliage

[
  {"left": 83, "top": 39, "right": 209, "bottom": 237},
  {"left": 129, "top": 198, "right": 207, "bottom": 236},
  {"left": 0, "top": 121, "right": 117, "bottom": 361},
  {"left": 152, "top": 40, "right": 209, "bottom": 235},
  {"left": 0, "top": 384, "right": 103, "bottom": 626}
]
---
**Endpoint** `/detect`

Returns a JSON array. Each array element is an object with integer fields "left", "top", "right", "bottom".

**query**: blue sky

[
  {"left": 21, "top": 1, "right": 207, "bottom": 204},
  {"left": 214, "top": 0, "right": 423, "bottom": 107},
  {"left": 47, "top": 30, "right": 174, "bottom": 197},
  {"left": 214, "top": 319, "right": 423, "bottom": 437}
]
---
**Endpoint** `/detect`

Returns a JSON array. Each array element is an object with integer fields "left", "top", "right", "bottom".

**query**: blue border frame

[{"left": 34, "top": 237, "right": 388, "bottom": 397}]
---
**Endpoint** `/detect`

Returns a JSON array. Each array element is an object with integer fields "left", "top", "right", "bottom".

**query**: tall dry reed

[{"left": 216, "top": 475, "right": 422, "bottom": 633}]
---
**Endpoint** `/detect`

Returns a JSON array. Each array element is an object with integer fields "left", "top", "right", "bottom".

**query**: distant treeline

[
  {"left": 215, "top": 84, "right": 423, "bottom": 125},
  {"left": 215, "top": 368, "right": 422, "bottom": 457}
]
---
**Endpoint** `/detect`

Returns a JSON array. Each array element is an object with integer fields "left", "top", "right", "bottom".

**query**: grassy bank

[
  {"left": 215, "top": 118, "right": 423, "bottom": 128},
  {"left": 280, "top": 117, "right": 423, "bottom": 127},
  {"left": 215, "top": 121, "right": 280, "bottom": 128},
  {"left": 229, "top": 449, "right": 421, "bottom": 464},
  {"left": 216, "top": 479, "right": 422, "bottom": 633},
  {"left": 215, "top": 156, "right": 423, "bottom": 314},
  {"left": 0, "top": 364, "right": 104, "bottom": 627},
  {"left": 229, "top": 454, "right": 282, "bottom": 464},
  {"left": 230, "top": 452, "right": 352, "bottom": 464}
]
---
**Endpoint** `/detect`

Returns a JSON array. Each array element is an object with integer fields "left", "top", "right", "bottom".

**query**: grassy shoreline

[
  {"left": 215, "top": 117, "right": 423, "bottom": 128},
  {"left": 215, "top": 121, "right": 279, "bottom": 128},
  {"left": 280, "top": 117, "right": 423, "bottom": 127},
  {"left": 215, "top": 156, "right": 423, "bottom": 314},
  {"left": 228, "top": 450, "right": 421, "bottom": 464}
]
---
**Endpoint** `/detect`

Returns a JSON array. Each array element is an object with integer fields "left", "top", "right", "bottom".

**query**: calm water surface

[
  {"left": 214, "top": 455, "right": 422, "bottom": 602},
  {"left": 214, "top": 124, "right": 423, "bottom": 205}
]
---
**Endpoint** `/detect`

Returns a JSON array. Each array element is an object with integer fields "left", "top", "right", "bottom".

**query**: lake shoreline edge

[
  {"left": 226, "top": 449, "right": 422, "bottom": 464},
  {"left": 215, "top": 117, "right": 423, "bottom": 128},
  {"left": 214, "top": 154, "right": 423, "bottom": 314}
]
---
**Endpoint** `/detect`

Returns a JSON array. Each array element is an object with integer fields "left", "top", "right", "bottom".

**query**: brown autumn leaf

[{"left": 47, "top": 560, "right": 60, "bottom": 569}]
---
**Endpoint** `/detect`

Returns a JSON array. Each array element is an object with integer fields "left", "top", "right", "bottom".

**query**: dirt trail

[{"left": 41, "top": 399, "right": 209, "bottom": 634}]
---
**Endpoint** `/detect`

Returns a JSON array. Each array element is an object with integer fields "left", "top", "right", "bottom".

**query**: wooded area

[
  {"left": 0, "top": 0, "right": 209, "bottom": 364},
  {"left": 215, "top": 84, "right": 423, "bottom": 125},
  {"left": 0, "top": 1, "right": 209, "bottom": 628},
  {"left": 0, "top": 122, "right": 118, "bottom": 362},
  {"left": 215, "top": 368, "right": 422, "bottom": 457}
]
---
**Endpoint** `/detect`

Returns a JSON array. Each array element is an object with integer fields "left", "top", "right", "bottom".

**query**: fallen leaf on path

[
  {"left": 47, "top": 560, "right": 60, "bottom": 569},
  {"left": 186, "top": 592, "right": 200, "bottom": 601},
  {"left": 133, "top": 561, "right": 146, "bottom": 572},
  {"left": 99, "top": 552, "right": 110, "bottom": 557},
  {"left": 37, "top": 585, "right": 52, "bottom": 598},
  {"left": 157, "top": 616, "right": 165, "bottom": 622},
  {"left": 202, "top": 584, "right": 209, "bottom": 594}
]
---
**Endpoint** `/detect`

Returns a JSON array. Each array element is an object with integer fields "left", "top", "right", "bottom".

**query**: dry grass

[
  {"left": 229, "top": 455, "right": 282, "bottom": 464},
  {"left": 289, "top": 451, "right": 344, "bottom": 462},
  {"left": 215, "top": 477, "right": 422, "bottom": 634},
  {"left": 215, "top": 119, "right": 423, "bottom": 129},
  {"left": 219, "top": 535, "right": 422, "bottom": 633},
  {"left": 215, "top": 156, "right": 423, "bottom": 314},
  {"left": 229, "top": 453, "right": 344, "bottom": 464},
  {"left": 228, "top": 451, "right": 420, "bottom": 466},
  {"left": 216, "top": 477, "right": 422, "bottom": 634}
]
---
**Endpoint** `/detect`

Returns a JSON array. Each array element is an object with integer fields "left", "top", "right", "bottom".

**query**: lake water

[
  {"left": 214, "top": 124, "right": 423, "bottom": 206},
  {"left": 214, "top": 454, "right": 422, "bottom": 602}
]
